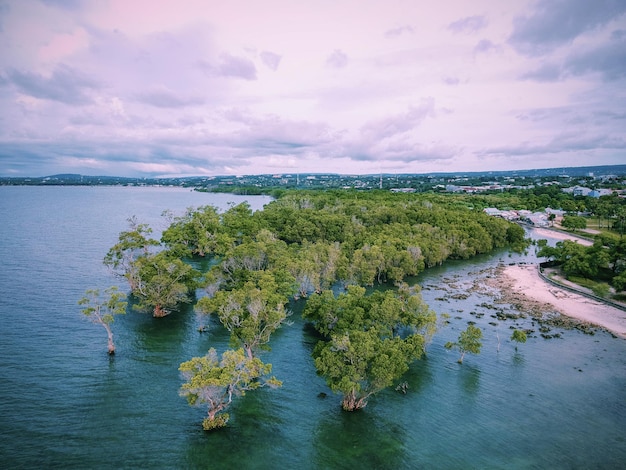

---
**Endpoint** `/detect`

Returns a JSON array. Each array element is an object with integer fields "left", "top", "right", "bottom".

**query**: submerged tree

[
  {"left": 304, "top": 286, "right": 436, "bottom": 410},
  {"left": 179, "top": 348, "right": 281, "bottom": 431},
  {"left": 161, "top": 205, "right": 234, "bottom": 258},
  {"left": 445, "top": 324, "right": 483, "bottom": 364},
  {"left": 103, "top": 217, "right": 159, "bottom": 291},
  {"left": 314, "top": 329, "right": 425, "bottom": 411},
  {"left": 78, "top": 287, "right": 127, "bottom": 354},
  {"left": 197, "top": 270, "right": 293, "bottom": 359},
  {"left": 511, "top": 329, "right": 527, "bottom": 350},
  {"left": 132, "top": 251, "right": 202, "bottom": 317}
]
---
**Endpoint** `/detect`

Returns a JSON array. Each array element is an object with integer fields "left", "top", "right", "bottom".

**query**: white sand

[
  {"left": 502, "top": 264, "right": 626, "bottom": 339},
  {"left": 532, "top": 228, "right": 594, "bottom": 246}
]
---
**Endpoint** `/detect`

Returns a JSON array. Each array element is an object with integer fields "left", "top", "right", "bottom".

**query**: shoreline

[
  {"left": 531, "top": 227, "right": 594, "bottom": 246},
  {"left": 494, "top": 263, "right": 626, "bottom": 339}
]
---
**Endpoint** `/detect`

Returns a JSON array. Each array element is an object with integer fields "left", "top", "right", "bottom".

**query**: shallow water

[{"left": 0, "top": 187, "right": 624, "bottom": 469}]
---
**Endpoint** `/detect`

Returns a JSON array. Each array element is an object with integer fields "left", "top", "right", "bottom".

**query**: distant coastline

[{"left": 2, "top": 164, "right": 625, "bottom": 193}]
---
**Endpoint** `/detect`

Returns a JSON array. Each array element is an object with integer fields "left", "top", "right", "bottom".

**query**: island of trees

[{"left": 80, "top": 186, "right": 626, "bottom": 430}]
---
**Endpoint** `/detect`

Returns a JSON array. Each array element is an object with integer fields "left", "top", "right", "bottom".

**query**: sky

[{"left": 0, "top": 0, "right": 625, "bottom": 177}]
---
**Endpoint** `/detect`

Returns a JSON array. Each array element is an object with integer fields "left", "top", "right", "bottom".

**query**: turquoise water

[{"left": 0, "top": 186, "right": 624, "bottom": 469}]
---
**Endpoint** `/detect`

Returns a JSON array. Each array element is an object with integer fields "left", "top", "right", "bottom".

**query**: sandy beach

[
  {"left": 532, "top": 227, "right": 594, "bottom": 246},
  {"left": 497, "top": 264, "right": 626, "bottom": 339}
]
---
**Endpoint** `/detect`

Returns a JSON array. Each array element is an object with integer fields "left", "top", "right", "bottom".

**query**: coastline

[
  {"left": 483, "top": 226, "right": 626, "bottom": 339},
  {"left": 531, "top": 227, "right": 594, "bottom": 246},
  {"left": 498, "top": 264, "right": 626, "bottom": 339}
]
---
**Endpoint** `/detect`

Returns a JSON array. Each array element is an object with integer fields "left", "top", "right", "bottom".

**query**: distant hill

[{"left": 1, "top": 164, "right": 625, "bottom": 188}]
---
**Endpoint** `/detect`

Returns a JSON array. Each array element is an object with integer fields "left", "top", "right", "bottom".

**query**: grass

[{"left": 567, "top": 275, "right": 611, "bottom": 298}]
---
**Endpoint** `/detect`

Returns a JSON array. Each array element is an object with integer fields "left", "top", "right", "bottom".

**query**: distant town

[{"left": 1, "top": 164, "right": 625, "bottom": 196}]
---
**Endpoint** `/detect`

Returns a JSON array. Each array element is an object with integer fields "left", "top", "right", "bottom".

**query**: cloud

[
  {"left": 0, "top": 2, "right": 8, "bottom": 33},
  {"left": 0, "top": 1, "right": 624, "bottom": 177},
  {"left": 509, "top": 0, "right": 626, "bottom": 56},
  {"left": 442, "top": 76, "right": 460, "bottom": 86},
  {"left": 224, "top": 110, "right": 335, "bottom": 153},
  {"left": 565, "top": 34, "right": 626, "bottom": 80},
  {"left": 520, "top": 63, "right": 562, "bottom": 82},
  {"left": 481, "top": 133, "right": 626, "bottom": 158},
  {"left": 135, "top": 87, "right": 205, "bottom": 108},
  {"left": 260, "top": 51, "right": 281, "bottom": 71},
  {"left": 39, "top": 0, "right": 84, "bottom": 10},
  {"left": 448, "top": 15, "right": 488, "bottom": 34},
  {"left": 384, "top": 25, "right": 414, "bottom": 38},
  {"left": 326, "top": 49, "right": 348, "bottom": 68},
  {"left": 215, "top": 53, "right": 257, "bottom": 80},
  {"left": 521, "top": 33, "right": 626, "bottom": 81},
  {"left": 5, "top": 64, "right": 98, "bottom": 104},
  {"left": 196, "top": 53, "right": 257, "bottom": 80},
  {"left": 339, "top": 100, "right": 455, "bottom": 164},
  {"left": 360, "top": 100, "right": 435, "bottom": 141},
  {"left": 473, "top": 39, "right": 498, "bottom": 55}
]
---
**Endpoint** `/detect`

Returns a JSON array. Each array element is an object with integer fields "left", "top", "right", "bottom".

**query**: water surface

[{"left": 0, "top": 187, "right": 624, "bottom": 469}]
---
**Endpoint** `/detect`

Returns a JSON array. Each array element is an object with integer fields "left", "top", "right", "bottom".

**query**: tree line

[
  {"left": 81, "top": 190, "right": 528, "bottom": 430},
  {"left": 537, "top": 234, "right": 626, "bottom": 296}
]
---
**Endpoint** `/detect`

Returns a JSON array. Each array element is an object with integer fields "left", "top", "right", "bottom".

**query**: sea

[{"left": 0, "top": 186, "right": 624, "bottom": 469}]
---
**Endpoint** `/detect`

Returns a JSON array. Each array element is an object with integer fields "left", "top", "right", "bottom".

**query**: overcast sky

[{"left": 0, "top": 0, "right": 625, "bottom": 177}]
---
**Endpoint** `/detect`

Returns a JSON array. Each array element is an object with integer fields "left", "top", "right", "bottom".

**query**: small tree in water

[
  {"left": 511, "top": 329, "right": 527, "bottom": 351},
  {"left": 445, "top": 324, "right": 483, "bottom": 364},
  {"left": 179, "top": 348, "right": 281, "bottom": 431},
  {"left": 78, "top": 287, "right": 127, "bottom": 355}
]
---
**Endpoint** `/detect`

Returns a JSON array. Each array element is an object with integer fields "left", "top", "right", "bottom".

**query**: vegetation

[
  {"left": 179, "top": 348, "right": 281, "bottom": 430},
  {"left": 104, "top": 218, "right": 202, "bottom": 316},
  {"left": 78, "top": 287, "right": 127, "bottom": 354},
  {"left": 90, "top": 189, "right": 533, "bottom": 428},
  {"left": 537, "top": 234, "right": 626, "bottom": 296},
  {"left": 304, "top": 284, "right": 436, "bottom": 410},
  {"left": 511, "top": 329, "right": 527, "bottom": 350},
  {"left": 197, "top": 270, "right": 293, "bottom": 359},
  {"left": 561, "top": 215, "right": 587, "bottom": 231},
  {"left": 445, "top": 325, "right": 483, "bottom": 364},
  {"left": 131, "top": 252, "right": 202, "bottom": 317}
]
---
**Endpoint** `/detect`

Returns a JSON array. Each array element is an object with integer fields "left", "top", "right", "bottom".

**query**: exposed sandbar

[{"left": 498, "top": 264, "right": 626, "bottom": 339}]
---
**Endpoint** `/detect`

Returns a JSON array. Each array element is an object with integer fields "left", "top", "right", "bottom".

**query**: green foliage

[
  {"left": 103, "top": 217, "right": 159, "bottom": 290},
  {"left": 445, "top": 325, "right": 483, "bottom": 364},
  {"left": 536, "top": 237, "right": 624, "bottom": 291},
  {"left": 179, "top": 348, "right": 281, "bottom": 431},
  {"left": 161, "top": 205, "right": 234, "bottom": 258},
  {"left": 613, "top": 271, "right": 626, "bottom": 292},
  {"left": 305, "top": 285, "right": 436, "bottom": 410},
  {"left": 314, "top": 329, "right": 424, "bottom": 411},
  {"left": 197, "top": 270, "right": 292, "bottom": 358},
  {"left": 561, "top": 215, "right": 587, "bottom": 231},
  {"left": 256, "top": 191, "right": 527, "bottom": 284},
  {"left": 78, "top": 286, "right": 127, "bottom": 354},
  {"left": 132, "top": 251, "right": 202, "bottom": 317},
  {"left": 102, "top": 189, "right": 533, "bottom": 422},
  {"left": 511, "top": 329, "right": 527, "bottom": 345}
]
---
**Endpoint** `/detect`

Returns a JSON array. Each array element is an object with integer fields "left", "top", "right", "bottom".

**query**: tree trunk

[
  {"left": 153, "top": 304, "right": 167, "bottom": 317},
  {"left": 341, "top": 389, "right": 368, "bottom": 411},
  {"left": 104, "top": 324, "right": 115, "bottom": 355}
]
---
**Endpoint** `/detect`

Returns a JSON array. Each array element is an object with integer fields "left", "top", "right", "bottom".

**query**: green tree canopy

[
  {"left": 445, "top": 324, "right": 483, "bottom": 364},
  {"left": 133, "top": 251, "right": 202, "bottom": 317},
  {"left": 78, "top": 286, "right": 127, "bottom": 354},
  {"left": 161, "top": 205, "right": 233, "bottom": 258},
  {"left": 197, "top": 270, "right": 293, "bottom": 359},
  {"left": 304, "top": 285, "right": 436, "bottom": 410},
  {"left": 179, "top": 348, "right": 281, "bottom": 431},
  {"left": 314, "top": 329, "right": 424, "bottom": 411},
  {"left": 103, "top": 217, "right": 159, "bottom": 291}
]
